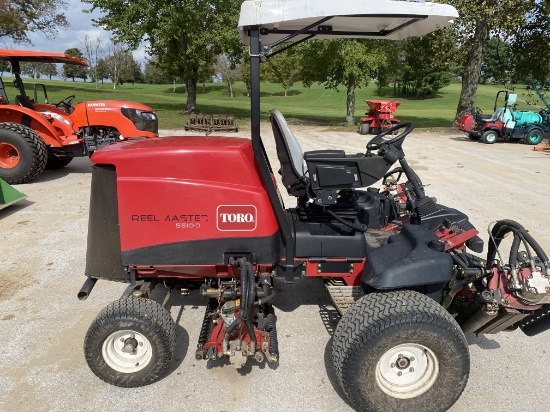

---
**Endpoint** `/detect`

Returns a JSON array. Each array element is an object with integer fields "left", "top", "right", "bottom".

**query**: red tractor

[
  {"left": 358, "top": 99, "right": 401, "bottom": 135},
  {"left": 78, "top": 2, "right": 550, "bottom": 412},
  {"left": 0, "top": 50, "right": 158, "bottom": 184}
]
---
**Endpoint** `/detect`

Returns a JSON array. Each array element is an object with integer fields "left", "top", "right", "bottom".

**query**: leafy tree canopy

[
  {"left": 83, "top": 0, "right": 242, "bottom": 112},
  {"left": 0, "top": 0, "right": 69, "bottom": 43}
]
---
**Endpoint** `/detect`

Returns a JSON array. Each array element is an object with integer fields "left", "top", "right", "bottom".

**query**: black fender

[{"left": 362, "top": 224, "right": 452, "bottom": 290}]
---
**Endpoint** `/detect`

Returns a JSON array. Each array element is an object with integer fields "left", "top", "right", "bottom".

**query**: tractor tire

[
  {"left": 481, "top": 130, "right": 498, "bottom": 144},
  {"left": 45, "top": 153, "right": 73, "bottom": 170},
  {"left": 332, "top": 290, "right": 470, "bottom": 412},
  {"left": 0, "top": 122, "right": 47, "bottom": 184},
  {"left": 523, "top": 129, "right": 543, "bottom": 145},
  {"left": 84, "top": 296, "right": 176, "bottom": 388},
  {"left": 371, "top": 127, "right": 381, "bottom": 135},
  {"left": 359, "top": 122, "right": 370, "bottom": 135},
  {"left": 468, "top": 133, "right": 481, "bottom": 141}
]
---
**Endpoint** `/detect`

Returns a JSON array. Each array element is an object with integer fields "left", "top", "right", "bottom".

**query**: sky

[{"left": 1, "top": 0, "right": 149, "bottom": 66}]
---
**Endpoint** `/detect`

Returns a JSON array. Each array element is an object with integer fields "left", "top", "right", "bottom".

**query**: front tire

[
  {"left": 468, "top": 133, "right": 481, "bottom": 141},
  {"left": 332, "top": 291, "right": 469, "bottom": 412},
  {"left": 482, "top": 130, "right": 498, "bottom": 144},
  {"left": 0, "top": 122, "right": 47, "bottom": 184},
  {"left": 359, "top": 122, "right": 370, "bottom": 135},
  {"left": 84, "top": 297, "right": 176, "bottom": 387}
]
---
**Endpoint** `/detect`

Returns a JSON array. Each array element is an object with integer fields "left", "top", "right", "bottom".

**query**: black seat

[
  {"left": 270, "top": 109, "right": 309, "bottom": 197},
  {"left": 14, "top": 95, "right": 33, "bottom": 109},
  {"left": 0, "top": 78, "right": 8, "bottom": 104}
]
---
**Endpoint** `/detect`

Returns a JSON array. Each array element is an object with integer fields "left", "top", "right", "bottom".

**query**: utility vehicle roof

[
  {"left": 238, "top": 0, "right": 458, "bottom": 43},
  {"left": 0, "top": 50, "right": 88, "bottom": 66}
]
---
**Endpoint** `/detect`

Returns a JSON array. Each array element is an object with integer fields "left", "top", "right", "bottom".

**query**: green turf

[{"left": 1, "top": 76, "right": 546, "bottom": 130}]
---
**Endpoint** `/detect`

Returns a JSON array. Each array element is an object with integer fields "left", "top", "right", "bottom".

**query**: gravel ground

[{"left": 1, "top": 123, "right": 549, "bottom": 412}]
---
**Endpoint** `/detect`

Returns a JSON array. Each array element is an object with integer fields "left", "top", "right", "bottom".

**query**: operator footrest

[{"left": 325, "top": 278, "right": 364, "bottom": 315}]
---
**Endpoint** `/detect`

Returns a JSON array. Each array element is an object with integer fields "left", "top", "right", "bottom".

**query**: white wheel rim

[
  {"left": 486, "top": 133, "right": 496, "bottom": 142},
  {"left": 375, "top": 343, "right": 439, "bottom": 399},
  {"left": 102, "top": 330, "right": 153, "bottom": 373}
]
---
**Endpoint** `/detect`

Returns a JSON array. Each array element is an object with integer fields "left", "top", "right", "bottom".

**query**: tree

[
  {"left": 216, "top": 54, "right": 240, "bottom": 98},
  {"left": 447, "top": 0, "right": 537, "bottom": 119},
  {"left": 510, "top": 0, "right": 550, "bottom": 85},
  {"left": 401, "top": 31, "right": 457, "bottom": 96},
  {"left": 265, "top": 49, "right": 302, "bottom": 97},
  {"left": 144, "top": 60, "right": 172, "bottom": 84},
  {"left": 104, "top": 44, "right": 138, "bottom": 89},
  {"left": 81, "top": 33, "right": 105, "bottom": 89},
  {"left": 42, "top": 63, "right": 58, "bottom": 80},
  {"left": 83, "top": 0, "right": 242, "bottom": 113},
  {"left": 0, "top": 0, "right": 69, "bottom": 43},
  {"left": 1, "top": 60, "right": 11, "bottom": 76},
  {"left": 21, "top": 62, "right": 44, "bottom": 79},
  {"left": 299, "top": 40, "right": 393, "bottom": 125},
  {"left": 480, "top": 37, "right": 512, "bottom": 84},
  {"left": 63, "top": 48, "right": 88, "bottom": 81},
  {"left": 95, "top": 59, "right": 109, "bottom": 84}
]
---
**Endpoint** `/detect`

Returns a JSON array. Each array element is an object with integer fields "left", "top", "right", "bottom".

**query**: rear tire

[
  {"left": 332, "top": 290, "right": 469, "bottom": 412},
  {"left": 45, "top": 152, "right": 73, "bottom": 170},
  {"left": 482, "top": 130, "right": 498, "bottom": 144},
  {"left": 523, "top": 129, "right": 543, "bottom": 145},
  {"left": 84, "top": 297, "right": 176, "bottom": 387},
  {"left": 359, "top": 122, "right": 370, "bottom": 135},
  {"left": 0, "top": 122, "right": 47, "bottom": 184}
]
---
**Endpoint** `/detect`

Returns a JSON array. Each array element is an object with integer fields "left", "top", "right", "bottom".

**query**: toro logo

[{"left": 217, "top": 205, "right": 257, "bottom": 231}]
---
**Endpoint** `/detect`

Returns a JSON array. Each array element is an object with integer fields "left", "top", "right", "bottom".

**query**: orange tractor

[{"left": 0, "top": 50, "right": 158, "bottom": 184}]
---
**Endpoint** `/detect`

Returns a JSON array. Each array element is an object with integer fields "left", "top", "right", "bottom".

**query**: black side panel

[
  {"left": 362, "top": 224, "right": 452, "bottom": 289},
  {"left": 85, "top": 165, "right": 128, "bottom": 282},
  {"left": 122, "top": 233, "right": 280, "bottom": 266}
]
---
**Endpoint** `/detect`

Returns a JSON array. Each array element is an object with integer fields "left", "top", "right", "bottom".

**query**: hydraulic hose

[
  {"left": 487, "top": 220, "right": 550, "bottom": 293},
  {"left": 223, "top": 258, "right": 250, "bottom": 349},
  {"left": 325, "top": 209, "right": 368, "bottom": 233}
]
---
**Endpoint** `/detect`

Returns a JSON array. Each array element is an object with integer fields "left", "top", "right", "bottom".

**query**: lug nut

[
  {"left": 397, "top": 371, "right": 402, "bottom": 376},
  {"left": 410, "top": 356, "right": 415, "bottom": 361},
  {"left": 390, "top": 363, "right": 395, "bottom": 368},
  {"left": 409, "top": 367, "right": 414, "bottom": 372}
]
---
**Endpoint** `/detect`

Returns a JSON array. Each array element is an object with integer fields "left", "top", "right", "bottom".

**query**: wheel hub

[
  {"left": 375, "top": 343, "right": 439, "bottom": 399},
  {"left": 0, "top": 142, "right": 20, "bottom": 169},
  {"left": 102, "top": 330, "right": 153, "bottom": 373}
]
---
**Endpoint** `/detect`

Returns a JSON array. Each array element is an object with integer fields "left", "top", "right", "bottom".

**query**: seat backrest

[
  {"left": 270, "top": 109, "right": 307, "bottom": 196},
  {"left": 0, "top": 78, "right": 8, "bottom": 104},
  {"left": 14, "top": 95, "right": 33, "bottom": 109}
]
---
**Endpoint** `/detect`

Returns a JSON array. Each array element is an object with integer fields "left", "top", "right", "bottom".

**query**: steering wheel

[
  {"left": 474, "top": 107, "right": 483, "bottom": 114},
  {"left": 55, "top": 95, "right": 76, "bottom": 112},
  {"left": 366, "top": 122, "right": 415, "bottom": 151}
]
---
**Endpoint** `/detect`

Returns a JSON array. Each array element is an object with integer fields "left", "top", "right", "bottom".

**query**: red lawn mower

[
  {"left": 358, "top": 99, "right": 401, "bottom": 135},
  {"left": 78, "top": 2, "right": 550, "bottom": 412}
]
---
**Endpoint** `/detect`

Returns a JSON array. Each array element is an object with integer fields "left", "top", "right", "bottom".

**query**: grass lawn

[{"left": 1, "top": 76, "right": 546, "bottom": 130}]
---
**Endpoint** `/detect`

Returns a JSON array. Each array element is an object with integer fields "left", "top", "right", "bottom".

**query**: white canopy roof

[{"left": 238, "top": 0, "right": 459, "bottom": 44}]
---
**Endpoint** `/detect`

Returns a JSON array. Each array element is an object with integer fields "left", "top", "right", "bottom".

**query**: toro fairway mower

[
  {"left": 0, "top": 50, "right": 158, "bottom": 184},
  {"left": 79, "top": 2, "right": 550, "bottom": 412},
  {"left": 456, "top": 90, "right": 546, "bottom": 145}
]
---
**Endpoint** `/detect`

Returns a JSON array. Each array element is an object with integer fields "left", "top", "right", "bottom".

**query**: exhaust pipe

[
  {"left": 521, "top": 306, "right": 550, "bottom": 336},
  {"left": 77, "top": 277, "right": 98, "bottom": 300}
]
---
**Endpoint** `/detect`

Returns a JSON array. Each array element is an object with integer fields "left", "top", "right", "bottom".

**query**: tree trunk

[
  {"left": 186, "top": 79, "right": 197, "bottom": 113},
  {"left": 455, "top": 18, "right": 490, "bottom": 120},
  {"left": 346, "top": 73, "right": 356, "bottom": 125},
  {"left": 285, "top": 87, "right": 288, "bottom": 97},
  {"left": 173, "top": 78, "right": 176, "bottom": 93},
  {"left": 228, "top": 81, "right": 234, "bottom": 98}
]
